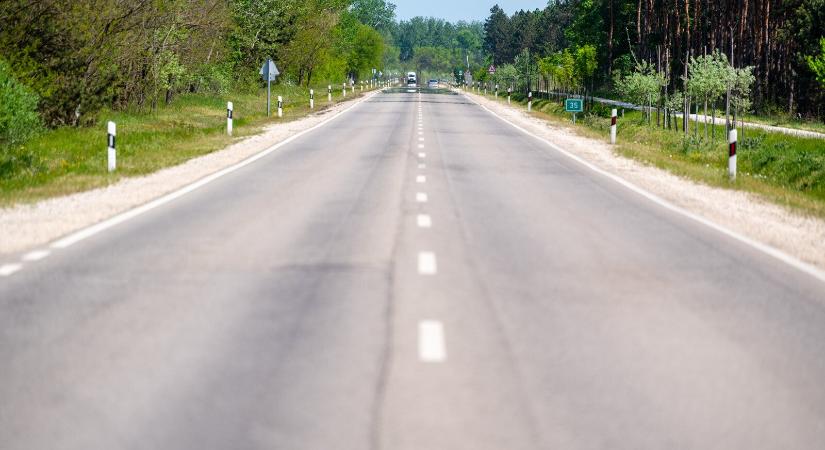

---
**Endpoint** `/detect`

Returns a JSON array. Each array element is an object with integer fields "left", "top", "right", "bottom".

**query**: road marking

[
  {"left": 50, "top": 91, "right": 382, "bottom": 250},
  {"left": 416, "top": 175, "right": 426, "bottom": 183},
  {"left": 22, "top": 250, "right": 50, "bottom": 262},
  {"left": 417, "top": 214, "right": 432, "bottom": 228},
  {"left": 418, "top": 152, "right": 426, "bottom": 158},
  {"left": 416, "top": 192, "right": 428, "bottom": 203},
  {"left": 418, "top": 137, "right": 424, "bottom": 141},
  {"left": 419, "top": 320, "right": 446, "bottom": 362},
  {"left": 466, "top": 93, "right": 825, "bottom": 285},
  {"left": 418, "top": 163, "right": 426, "bottom": 169},
  {"left": 418, "top": 131, "right": 423, "bottom": 135},
  {"left": 0, "top": 264, "right": 23, "bottom": 277},
  {"left": 418, "top": 144, "right": 425, "bottom": 149},
  {"left": 418, "top": 251, "right": 437, "bottom": 275}
]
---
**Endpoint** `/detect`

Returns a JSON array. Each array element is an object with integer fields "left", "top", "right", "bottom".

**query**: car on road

[{"left": 427, "top": 79, "right": 439, "bottom": 88}]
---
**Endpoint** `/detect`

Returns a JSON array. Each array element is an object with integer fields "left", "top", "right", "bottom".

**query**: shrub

[{"left": 0, "top": 59, "right": 42, "bottom": 148}]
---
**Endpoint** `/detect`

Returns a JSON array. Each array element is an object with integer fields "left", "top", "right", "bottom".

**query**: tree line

[
  {"left": 481, "top": 0, "right": 825, "bottom": 121},
  {"left": 0, "top": 0, "right": 388, "bottom": 131}
]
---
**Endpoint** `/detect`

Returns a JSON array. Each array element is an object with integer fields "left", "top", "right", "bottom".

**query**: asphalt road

[{"left": 2, "top": 89, "right": 825, "bottom": 450}]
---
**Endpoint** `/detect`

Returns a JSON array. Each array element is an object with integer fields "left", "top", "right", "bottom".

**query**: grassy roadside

[
  {"left": 0, "top": 84, "right": 378, "bottom": 207},
  {"left": 472, "top": 90, "right": 825, "bottom": 219}
]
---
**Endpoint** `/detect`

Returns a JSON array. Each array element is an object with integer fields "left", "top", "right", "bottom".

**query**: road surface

[{"left": 2, "top": 89, "right": 825, "bottom": 450}]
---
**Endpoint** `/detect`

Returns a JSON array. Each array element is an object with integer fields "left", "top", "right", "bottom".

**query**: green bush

[
  {"left": 0, "top": 59, "right": 42, "bottom": 148},
  {"left": 0, "top": 59, "right": 44, "bottom": 179}
]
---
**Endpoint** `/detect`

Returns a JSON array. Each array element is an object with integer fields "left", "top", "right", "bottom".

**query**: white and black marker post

[
  {"left": 107, "top": 121, "right": 116, "bottom": 172},
  {"left": 610, "top": 108, "right": 617, "bottom": 144},
  {"left": 729, "top": 129, "right": 737, "bottom": 180},
  {"left": 227, "top": 102, "right": 233, "bottom": 136},
  {"left": 495, "top": 84, "right": 499, "bottom": 98},
  {"left": 528, "top": 91, "right": 533, "bottom": 112},
  {"left": 277, "top": 96, "right": 283, "bottom": 118},
  {"left": 328, "top": 85, "right": 332, "bottom": 102},
  {"left": 342, "top": 83, "right": 346, "bottom": 97},
  {"left": 310, "top": 90, "right": 314, "bottom": 109},
  {"left": 508, "top": 87, "right": 512, "bottom": 104}
]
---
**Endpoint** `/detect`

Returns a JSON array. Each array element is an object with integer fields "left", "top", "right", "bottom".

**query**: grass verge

[
  {"left": 476, "top": 90, "right": 825, "bottom": 219},
  {"left": 0, "top": 84, "right": 377, "bottom": 207}
]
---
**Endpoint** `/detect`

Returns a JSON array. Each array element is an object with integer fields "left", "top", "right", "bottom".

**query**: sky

[{"left": 394, "top": 0, "right": 548, "bottom": 23}]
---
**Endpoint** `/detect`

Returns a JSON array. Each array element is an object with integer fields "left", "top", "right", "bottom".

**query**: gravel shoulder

[
  {"left": 465, "top": 90, "right": 825, "bottom": 274},
  {"left": 0, "top": 91, "right": 378, "bottom": 256}
]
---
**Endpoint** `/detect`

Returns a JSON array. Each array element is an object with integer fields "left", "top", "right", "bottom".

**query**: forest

[{"left": 479, "top": 0, "right": 825, "bottom": 122}]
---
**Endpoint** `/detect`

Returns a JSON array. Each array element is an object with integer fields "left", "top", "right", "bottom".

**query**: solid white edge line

[
  {"left": 22, "top": 250, "right": 51, "bottom": 262},
  {"left": 463, "top": 92, "right": 825, "bottom": 285},
  {"left": 50, "top": 91, "right": 381, "bottom": 250},
  {"left": 418, "top": 320, "right": 446, "bottom": 362},
  {"left": 0, "top": 264, "right": 23, "bottom": 277}
]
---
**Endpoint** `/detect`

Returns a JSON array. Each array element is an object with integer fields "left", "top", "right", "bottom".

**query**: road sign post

[
  {"left": 227, "top": 102, "right": 233, "bottom": 136},
  {"left": 260, "top": 59, "right": 279, "bottom": 116},
  {"left": 107, "top": 121, "right": 116, "bottom": 172},
  {"left": 565, "top": 98, "right": 584, "bottom": 123}
]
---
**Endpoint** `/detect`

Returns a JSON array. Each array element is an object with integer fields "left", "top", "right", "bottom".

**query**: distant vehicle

[
  {"left": 427, "top": 79, "right": 439, "bottom": 88},
  {"left": 407, "top": 72, "right": 417, "bottom": 86}
]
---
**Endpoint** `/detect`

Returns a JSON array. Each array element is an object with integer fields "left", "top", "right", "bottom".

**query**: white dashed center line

[
  {"left": 417, "top": 214, "right": 432, "bottom": 228},
  {"left": 0, "top": 264, "right": 23, "bottom": 277},
  {"left": 416, "top": 192, "right": 428, "bottom": 203},
  {"left": 416, "top": 175, "right": 426, "bottom": 183},
  {"left": 417, "top": 144, "right": 425, "bottom": 149},
  {"left": 419, "top": 320, "right": 447, "bottom": 362},
  {"left": 418, "top": 252, "right": 437, "bottom": 275},
  {"left": 418, "top": 152, "right": 426, "bottom": 158},
  {"left": 22, "top": 250, "right": 50, "bottom": 262},
  {"left": 418, "top": 163, "right": 426, "bottom": 169}
]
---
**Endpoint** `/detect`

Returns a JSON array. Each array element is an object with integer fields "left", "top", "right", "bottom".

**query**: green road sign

[{"left": 565, "top": 98, "right": 584, "bottom": 112}]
